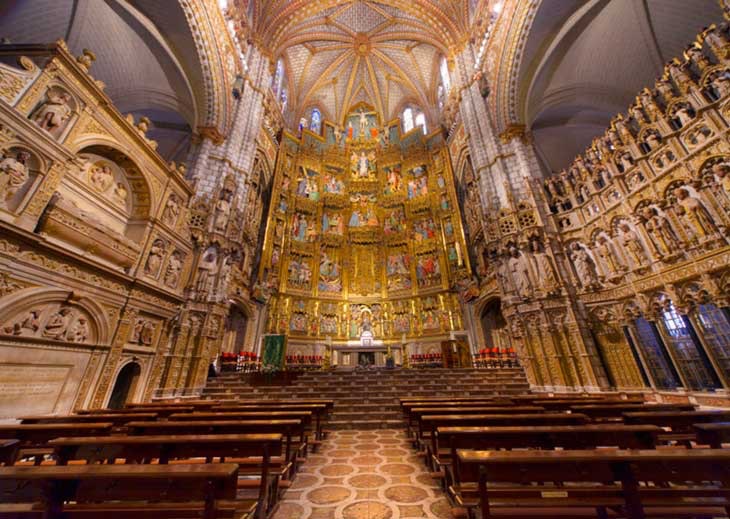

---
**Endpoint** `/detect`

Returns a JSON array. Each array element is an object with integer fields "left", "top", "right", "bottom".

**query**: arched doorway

[
  {"left": 107, "top": 362, "right": 141, "bottom": 410},
  {"left": 223, "top": 305, "right": 249, "bottom": 353},
  {"left": 480, "top": 299, "right": 510, "bottom": 351}
]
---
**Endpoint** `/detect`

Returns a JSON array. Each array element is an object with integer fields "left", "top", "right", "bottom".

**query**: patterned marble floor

[{"left": 271, "top": 429, "right": 453, "bottom": 519}]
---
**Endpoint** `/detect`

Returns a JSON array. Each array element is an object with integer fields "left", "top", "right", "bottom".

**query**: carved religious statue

[
  {"left": 507, "top": 245, "right": 534, "bottom": 299},
  {"left": 618, "top": 222, "right": 649, "bottom": 268},
  {"left": 594, "top": 235, "right": 623, "bottom": 278},
  {"left": 213, "top": 191, "right": 231, "bottom": 233},
  {"left": 33, "top": 90, "right": 72, "bottom": 134},
  {"left": 529, "top": 239, "right": 559, "bottom": 295},
  {"left": 162, "top": 194, "right": 180, "bottom": 226},
  {"left": 42, "top": 307, "right": 73, "bottom": 340},
  {"left": 673, "top": 186, "right": 718, "bottom": 241},
  {"left": 0, "top": 150, "right": 30, "bottom": 206},
  {"left": 569, "top": 242, "right": 599, "bottom": 289},
  {"left": 68, "top": 316, "right": 89, "bottom": 343},
  {"left": 145, "top": 239, "right": 166, "bottom": 277},
  {"left": 164, "top": 251, "right": 183, "bottom": 288},
  {"left": 196, "top": 248, "right": 219, "bottom": 297},
  {"left": 90, "top": 164, "right": 113, "bottom": 192},
  {"left": 640, "top": 207, "right": 680, "bottom": 256}
]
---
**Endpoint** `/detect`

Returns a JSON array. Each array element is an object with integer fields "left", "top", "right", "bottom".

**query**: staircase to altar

[{"left": 202, "top": 367, "right": 531, "bottom": 429}]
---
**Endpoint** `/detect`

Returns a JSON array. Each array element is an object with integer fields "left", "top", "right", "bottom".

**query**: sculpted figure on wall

[
  {"left": 162, "top": 194, "right": 180, "bottom": 227},
  {"left": 145, "top": 239, "right": 167, "bottom": 277},
  {"left": 90, "top": 163, "right": 113, "bottom": 192},
  {"left": 640, "top": 207, "right": 681, "bottom": 256},
  {"left": 33, "top": 89, "right": 73, "bottom": 134},
  {"left": 0, "top": 150, "right": 30, "bottom": 206},
  {"left": 213, "top": 190, "right": 231, "bottom": 233},
  {"left": 68, "top": 316, "right": 89, "bottom": 343},
  {"left": 196, "top": 247, "right": 218, "bottom": 297},
  {"left": 508, "top": 245, "right": 534, "bottom": 299},
  {"left": 164, "top": 250, "right": 183, "bottom": 288},
  {"left": 618, "top": 222, "right": 649, "bottom": 268},
  {"left": 569, "top": 242, "right": 599, "bottom": 289},
  {"left": 594, "top": 234, "right": 623, "bottom": 278},
  {"left": 673, "top": 187, "right": 719, "bottom": 241},
  {"left": 3, "top": 310, "right": 40, "bottom": 335},
  {"left": 42, "top": 307, "right": 73, "bottom": 340},
  {"left": 529, "top": 239, "right": 559, "bottom": 295}
]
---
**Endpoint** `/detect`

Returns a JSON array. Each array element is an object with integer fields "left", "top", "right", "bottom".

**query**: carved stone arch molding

[{"left": 0, "top": 287, "right": 112, "bottom": 345}]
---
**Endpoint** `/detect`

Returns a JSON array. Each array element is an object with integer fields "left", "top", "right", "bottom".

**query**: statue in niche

[
  {"left": 3, "top": 310, "right": 40, "bottom": 335},
  {"left": 618, "top": 222, "right": 649, "bottom": 268},
  {"left": 640, "top": 207, "right": 681, "bottom": 256},
  {"left": 359, "top": 110, "right": 368, "bottom": 137},
  {"left": 0, "top": 150, "right": 30, "bottom": 206},
  {"left": 712, "top": 163, "right": 730, "bottom": 197},
  {"left": 164, "top": 251, "right": 183, "bottom": 288},
  {"left": 673, "top": 186, "right": 718, "bottom": 240},
  {"left": 416, "top": 254, "right": 440, "bottom": 287},
  {"left": 645, "top": 132, "right": 661, "bottom": 150},
  {"left": 594, "top": 235, "right": 623, "bottom": 277},
  {"left": 529, "top": 239, "right": 559, "bottom": 295},
  {"left": 213, "top": 190, "right": 231, "bottom": 233},
  {"left": 668, "top": 60, "right": 696, "bottom": 94},
  {"left": 90, "top": 164, "right": 113, "bottom": 192},
  {"left": 68, "top": 316, "right": 89, "bottom": 343},
  {"left": 162, "top": 194, "right": 180, "bottom": 226},
  {"left": 42, "top": 307, "right": 73, "bottom": 340},
  {"left": 114, "top": 182, "right": 128, "bottom": 204},
  {"left": 507, "top": 246, "right": 534, "bottom": 298},
  {"left": 217, "top": 255, "right": 232, "bottom": 297},
  {"left": 145, "top": 239, "right": 166, "bottom": 277},
  {"left": 569, "top": 243, "right": 599, "bottom": 289},
  {"left": 196, "top": 248, "right": 218, "bottom": 296},
  {"left": 33, "top": 89, "right": 72, "bottom": 134}
]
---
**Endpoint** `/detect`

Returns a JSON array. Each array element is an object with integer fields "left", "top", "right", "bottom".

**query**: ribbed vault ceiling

[{"left": 243, "top": 0, "right": 469, "bottom": 124}]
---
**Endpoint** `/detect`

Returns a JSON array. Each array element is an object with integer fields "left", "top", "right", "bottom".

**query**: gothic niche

[
  {"left": 0, "top": 145, "right": 42, "bottom": 213},
  {"left": 2, "top": 302, "right": 96, "bottom": 344},
  {"left": 38, "top": 147, "right": 151, "bottom": 271},
  {"left": 29, "top": 85, "right": 77, "bottom": 138}
]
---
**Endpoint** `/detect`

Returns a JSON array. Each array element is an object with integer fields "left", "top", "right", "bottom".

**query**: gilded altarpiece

[{"left": 259, "top": 111, "right": 470, "bottom": 361}]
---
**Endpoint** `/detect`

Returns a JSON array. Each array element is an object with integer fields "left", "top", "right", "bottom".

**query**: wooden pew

[
  {"left": 76, "top": 406, "right": 194, "bottom": 418},
  {"left": 529, "top": 397, "right": 643, "bottom": 412},
  {"left": 456, "top": 448, "right": 730, "bottom": 519},
  {"left": 407, "top": 406, "right": 543, "bottom": 440},
  {"left": 0, "top": 463, "right": 248, "bottom": 519},
  {"left": 0, "top": 423, "right": 114, "bottom": 464},
  {"left": 169, "top": 411, "right": 315, "bottom": 447},
  {"left": 439, "top": 424, "right": 662, "bottom": 503},
  {"left": 570, "top": 403, "right": 695, "bottom": 421},
  {"left": 695, "top": 422, "right": 730, "bottom": 448},
  {"left": 0, "top": 440, "right": 19, "bottom": 466},
  {"left": 624, "top": 410, "right": 730, "bottom": 445},
  {"left": 420, "top": 413, "right": 589, "bottom": 464},
  {"left": 48, "top": 434, "right": 282, "bottom": 518},
  {"left": 125, "top": 419, "right": 305, "bottom": 474},
  {"left": 210, "top": 404, "right": 329, "bottom": 442},
  {"left": 20, "top": 413, "right": 157, "bottom": 427}
]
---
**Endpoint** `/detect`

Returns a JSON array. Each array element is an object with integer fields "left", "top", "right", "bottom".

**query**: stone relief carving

[
  {"left": 0, "top": 149, "right": 31, "bottom": 208},
  {"left": 32, "top": 87, "right": 74, "bottom": 136},
  {"left": 144, "top": 238, "right": 167, "bottom": 278},
  {"left": 3, "top": 304, "right": 94, "bottom": 344},
  {"left": 164, "top": 250, "right": 184, "bottom": 288}
]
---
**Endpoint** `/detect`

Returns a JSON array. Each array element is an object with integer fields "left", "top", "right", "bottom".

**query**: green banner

[{"left": 262, "top": 334, "right": 287, "bottom": 370}]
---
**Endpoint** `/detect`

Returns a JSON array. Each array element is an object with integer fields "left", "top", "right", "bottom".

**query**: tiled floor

[{"left": 272, "top": 429, "right": 453, "bottom": 519}]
